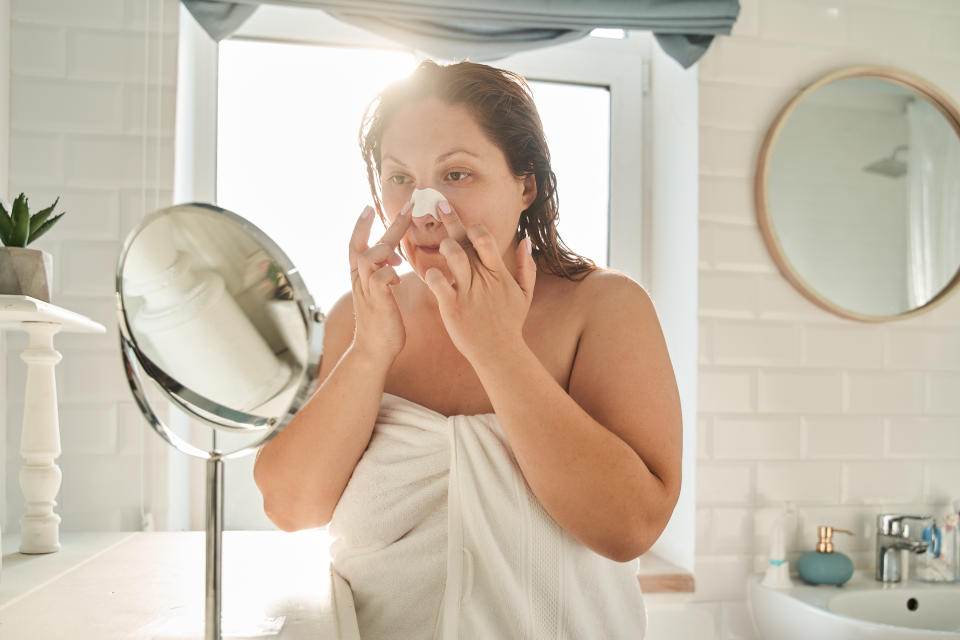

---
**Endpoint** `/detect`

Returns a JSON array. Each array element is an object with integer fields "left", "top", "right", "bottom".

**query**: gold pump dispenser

[
  {"left": 815, "top": 525, "right": 854, "bottom": 552},
  {"left": 797, "top": 525, "right": 856, "bottom": 585}
]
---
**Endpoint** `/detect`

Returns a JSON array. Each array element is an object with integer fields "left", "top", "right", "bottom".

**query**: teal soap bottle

[{"left": 797, "top": 525, "right": 855, "bottom": 586}]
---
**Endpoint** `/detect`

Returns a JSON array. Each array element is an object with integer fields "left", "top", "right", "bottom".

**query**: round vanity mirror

[
  {"left": 756, "top": 66, "right": 960, "bottom": 321},
  {"left": 116, "top": 202, "right": 324, "bottom": 639},
  {"left": 117, "top": 202, "right": 323, "bottom": 459}
]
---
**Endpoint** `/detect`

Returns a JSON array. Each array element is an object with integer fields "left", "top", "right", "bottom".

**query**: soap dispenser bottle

[{"left": 797, "top": 526, "right": 855, "bottom": 586}]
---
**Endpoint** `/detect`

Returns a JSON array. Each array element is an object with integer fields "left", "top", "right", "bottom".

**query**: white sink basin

[{"left": 748, "top": 571, "right": 960, "bottom": 639}]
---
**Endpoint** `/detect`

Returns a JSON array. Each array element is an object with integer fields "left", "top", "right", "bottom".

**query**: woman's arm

[
  {"left": 469, "top": 270, "right": 682, "bottom": 562},
  {"left": 254, "top": 291, "right": 391, "bottom": 531}
]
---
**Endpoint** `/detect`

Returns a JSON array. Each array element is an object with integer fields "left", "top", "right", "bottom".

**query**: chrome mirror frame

[{"left": 115, "top": 202, "right": 325, "bottom": 460}]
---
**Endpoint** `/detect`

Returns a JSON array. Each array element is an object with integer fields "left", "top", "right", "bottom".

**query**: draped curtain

[
  {"left": 905, "top": 98, "right": 960, "bottom": 306},
  {"left": 181, "top": 0, "right": 741, "bottom": 69}
]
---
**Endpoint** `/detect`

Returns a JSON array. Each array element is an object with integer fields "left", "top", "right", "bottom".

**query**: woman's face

[{"left": 378, "top": 97, "right": 535, "bottom": 283}]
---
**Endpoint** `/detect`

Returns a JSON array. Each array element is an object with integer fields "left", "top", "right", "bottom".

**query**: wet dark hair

[{"left": 359, "top": 59, "right": 599, "bottom": 281}]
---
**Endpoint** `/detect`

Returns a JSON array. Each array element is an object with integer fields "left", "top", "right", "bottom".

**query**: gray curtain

[{"left": 183, "top": 0, "right": 739, "bottom": 69}]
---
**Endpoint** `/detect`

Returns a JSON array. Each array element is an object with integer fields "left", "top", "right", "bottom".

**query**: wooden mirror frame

[{"left": 755, "top": 66, "right": 960, "bottom": 322}]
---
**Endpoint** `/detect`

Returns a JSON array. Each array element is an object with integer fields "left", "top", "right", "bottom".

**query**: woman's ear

[{"left": 521, "top": 173, "right": 537, "bottom": 209}]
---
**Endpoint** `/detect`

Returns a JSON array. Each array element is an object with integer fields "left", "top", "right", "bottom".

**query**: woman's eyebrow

[
  {"left": 435, "top": 149, "right": 480, "bottom": 163},
  {"left": 382, "top": 149, "right": 480, "bottom": 168}
]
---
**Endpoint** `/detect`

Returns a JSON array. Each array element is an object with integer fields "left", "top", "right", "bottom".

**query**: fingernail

[
  {"left": 526, "top": 237, "right": 533, "bottom": 254},
  {"left": 400, "top": 201, "right": 412, "bottom": 216},
  {"left": 361, "top": 206, "right": 374, "bottom": 219},
  {"left": 438, "top": 200, "right": 452, "bottom": 215}
]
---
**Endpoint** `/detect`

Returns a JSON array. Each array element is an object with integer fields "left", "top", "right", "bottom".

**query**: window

[{"left": 217, "top": 40, "right": 613, "bottom": 312}]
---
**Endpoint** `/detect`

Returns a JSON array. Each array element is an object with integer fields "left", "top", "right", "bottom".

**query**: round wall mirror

[{"left": 756, "top": 66, "right": 960, "bottom": 321}]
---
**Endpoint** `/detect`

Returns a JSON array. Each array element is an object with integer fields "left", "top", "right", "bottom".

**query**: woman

[{"left": 254, "top": 60, "right": 682, "bottom": 639}]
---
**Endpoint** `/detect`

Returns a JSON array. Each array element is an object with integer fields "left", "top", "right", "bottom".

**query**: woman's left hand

[{"left": 423, "top": 202, "right": 536, "bottom": 364}]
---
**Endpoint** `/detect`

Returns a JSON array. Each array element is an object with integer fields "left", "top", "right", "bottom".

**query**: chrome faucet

[{"left": 876, "top": 514, "right": 932, "bottom": 582}]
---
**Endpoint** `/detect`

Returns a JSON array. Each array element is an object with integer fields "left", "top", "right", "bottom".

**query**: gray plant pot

[{"left": 0, "top": 247, "right": 53, "bottom": 302}]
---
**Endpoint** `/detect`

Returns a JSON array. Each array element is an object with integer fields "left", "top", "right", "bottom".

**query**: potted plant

[{"left": 0, "top": 193, "right": 66, "bottom": 303}]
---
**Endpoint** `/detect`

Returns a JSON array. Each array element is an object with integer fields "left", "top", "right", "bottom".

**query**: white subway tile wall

[
  {"left": 803, "top": 324, "right": 884, "bottom": 368},
  {"left": 3, "top": 0, "right": 177, "bottom": 534},
  {"left": 10, "top": 23, "right": 67, "bottom": 77},
  {"left": 645, "top": 0, "right": 960, "bottom": 637}
]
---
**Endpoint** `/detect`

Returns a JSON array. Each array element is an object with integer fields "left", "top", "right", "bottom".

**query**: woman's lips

[{"left": 418, "top": 245, "right": 440, "bottom": 254}]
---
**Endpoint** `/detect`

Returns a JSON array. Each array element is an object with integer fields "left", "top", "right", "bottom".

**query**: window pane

[
  {"left": 527, "top": 80, "right": 610, "bottom": 268},
  {"left": 217, "top": 40, "right": 417, "bottom": 310},
  {"left": 218, "top": 43, "right": 610, "bottom": 316}
]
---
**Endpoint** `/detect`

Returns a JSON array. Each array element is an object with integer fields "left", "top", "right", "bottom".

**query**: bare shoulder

[
  {"left": 322, "top": 288, "right": 356, "bottom": 338},
  {"left": 567, "top": 266, "right": 679, "bottom": 437},
  {"left": 568, "top": 267, "right": 658, "bottom": 325},
  {"left": 578, "top": 266, "right": 650, "bottom": 297},
  {"left": 314, "top": 289, "right": 357, "bottom": 388},
  {"left": 528, "top": 267, "right": 657, "bottom": 343}
]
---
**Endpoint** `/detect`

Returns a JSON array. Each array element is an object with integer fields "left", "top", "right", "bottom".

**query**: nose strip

[{"left": 410, "top": 188, "right": 445, "bottom": 221}]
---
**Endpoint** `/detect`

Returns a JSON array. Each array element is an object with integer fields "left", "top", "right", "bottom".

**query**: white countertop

[{"left": 1, "top": 530, "right": 339, "bottom": 639}]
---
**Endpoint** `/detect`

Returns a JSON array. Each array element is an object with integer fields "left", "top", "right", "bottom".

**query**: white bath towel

[{"left": 327, "top": 391, "right": 647, "bottom": 639}]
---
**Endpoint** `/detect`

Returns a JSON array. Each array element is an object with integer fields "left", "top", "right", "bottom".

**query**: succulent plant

[{"left": 0, "top": 193, "right": 66, "bottom": 248}]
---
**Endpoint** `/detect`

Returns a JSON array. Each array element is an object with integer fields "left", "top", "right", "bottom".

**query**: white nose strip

[{"left": 409, "top": 188, "right": 445, "bottom": 221}]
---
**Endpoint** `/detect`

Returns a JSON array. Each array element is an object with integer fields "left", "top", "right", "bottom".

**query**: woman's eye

[
  {"left": 387, "top": 175, "right": 410, "bottom": 185},
  {"left": 446, "top": 171, "right": 470, "bottom": 182}
]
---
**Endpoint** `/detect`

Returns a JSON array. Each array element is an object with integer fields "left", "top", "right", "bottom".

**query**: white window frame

[{"left": 176, "top": 3, "right": 697, "bottom": 575}]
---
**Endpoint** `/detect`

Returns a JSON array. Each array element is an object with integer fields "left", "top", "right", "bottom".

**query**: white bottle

[{"left": 762, "top": 502, "right": 795, "bottom": 589}]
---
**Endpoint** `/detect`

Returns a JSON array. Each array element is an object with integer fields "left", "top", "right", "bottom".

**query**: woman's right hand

[{"left": 349, "top": 203, "right": 413, "bottom": 364}]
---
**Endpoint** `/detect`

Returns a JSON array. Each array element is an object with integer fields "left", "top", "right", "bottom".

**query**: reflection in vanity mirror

[
  {"left": 756, "top": 66, "right": 960, "bottom": 321},
  {"left": 119, "top": 203, "right": 323, "bottom": 449}
]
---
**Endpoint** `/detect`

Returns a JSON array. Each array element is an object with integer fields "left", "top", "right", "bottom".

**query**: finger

[
  {"left": 355, "top": 252, "right": 377, "bottom": 298},
  {"left": 515, "top": 237, "right": 537, "bottom": 297},
  {"left": 465, "top": 224, "right": 502, "bottom": 271},
  {"left": 424, "top": 267, "right": 456, "bottom": 304},
  {"left": 438, "top": 237, "right": 471, "bottom": 288},
  {"left": 375, "top": 201, "right": 413, "bottom": 249},
  {"left": 354, "top": 254, "right": 400, "bottom": 302},
  {"left": 349, "top": 206, "right": 376, "bottom": 273},
  {"left": 437, "top": 200, "right": 470, "bottom": 246},
  {"left": 356, "top": 241, "right": 403, "bottom": 299},
  {"left": 370, "top": 263, "right": 401, "bottom": 292},
  {"left": 365, "top": 242, "right": 403, "bottom": 266}
]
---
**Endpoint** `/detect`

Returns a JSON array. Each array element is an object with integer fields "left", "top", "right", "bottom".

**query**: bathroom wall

[
  {"left": 645, "top": 0, "right": 960, "bottom": 638},
  {"left": 3, "top": 0, "right": 178, "bottom": 534}
]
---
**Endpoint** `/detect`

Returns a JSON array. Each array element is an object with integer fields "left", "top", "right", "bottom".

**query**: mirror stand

[{"left": 205, "top": 455, "right": 224, "bottom": 640}]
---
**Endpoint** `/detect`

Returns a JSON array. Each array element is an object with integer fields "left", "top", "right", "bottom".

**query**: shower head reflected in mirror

[{"left": 863, "top": 144, "right": 909, "bottom": 178}]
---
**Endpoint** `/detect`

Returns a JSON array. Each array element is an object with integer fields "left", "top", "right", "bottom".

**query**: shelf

[
  {"left": 0, "top": 294, "right": 106, "bottom": 333},
  {"left": 636, "top": 551, "right": 695, "bottom": 593}
]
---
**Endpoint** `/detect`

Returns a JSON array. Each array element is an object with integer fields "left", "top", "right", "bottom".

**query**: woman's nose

[{"left": 410, "top": 209, "right": 442, "bottom": 231}]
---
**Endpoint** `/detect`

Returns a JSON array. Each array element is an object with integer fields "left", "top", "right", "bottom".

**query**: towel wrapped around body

[{"left": 327, "top": 391, "right": 647, "bottom": 639}]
